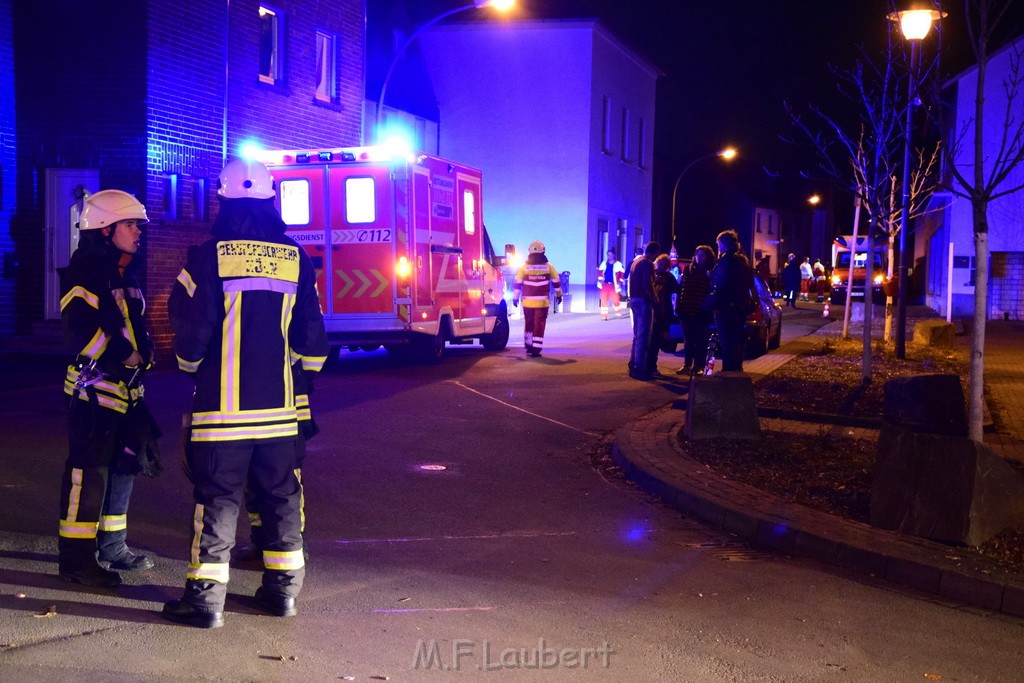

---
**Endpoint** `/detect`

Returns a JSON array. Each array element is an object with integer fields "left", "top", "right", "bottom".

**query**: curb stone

[{"left": 611, "top": 403, "right": 1024, "bottom": 617}]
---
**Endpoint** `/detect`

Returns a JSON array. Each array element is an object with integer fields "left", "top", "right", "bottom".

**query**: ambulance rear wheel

[
  {"left": 416, "top": 326, "right": 447, "bottom": 362},
  {"left": 481, "top": 310, "right": 510, "bottom": 351}
]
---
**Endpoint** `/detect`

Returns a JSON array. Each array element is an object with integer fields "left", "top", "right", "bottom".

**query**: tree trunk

[{"left": 969, "top": 212, "right": 989, "bottom": 442}]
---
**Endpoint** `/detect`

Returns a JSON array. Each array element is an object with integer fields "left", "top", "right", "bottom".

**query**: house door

[{"left": 44, "top": 169, "right": 98, "bottom": 320}]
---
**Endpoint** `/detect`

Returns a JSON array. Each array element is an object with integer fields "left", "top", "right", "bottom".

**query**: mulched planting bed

[{"left": 678, "top": 334, "right": 1024, "bottom": 576}]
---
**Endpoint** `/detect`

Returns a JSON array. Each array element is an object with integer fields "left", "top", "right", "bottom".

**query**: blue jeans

[{"left": 629, "top": 299, "right": 653, "bottom": 375}]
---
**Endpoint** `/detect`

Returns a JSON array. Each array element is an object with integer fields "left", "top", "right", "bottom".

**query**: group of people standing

[
  {"left": 780, "top": 253, "right": 827, "bottom": 307},
  {"left": 624, "top": 229, "right": 755, "bottom": 380},
  {"left": 56, "top": 158, "right": 329, "bottom": 629}
]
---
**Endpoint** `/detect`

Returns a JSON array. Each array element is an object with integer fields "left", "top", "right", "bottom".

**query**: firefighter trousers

[
  {"left": 184, "top": 438, "right": 305, "bottom": 611},
  {"left": 58, "top": 399, "right": 118, "bottom": 569},
  {"left": 523, "top": 306, "right": 549, "bottom": 354},
  {"left": 246, "top": 435, "right": 307, "bottom": 548}
]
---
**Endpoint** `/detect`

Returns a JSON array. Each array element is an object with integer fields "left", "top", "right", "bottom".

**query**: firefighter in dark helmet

[
  {"left": 163, "top": 158, "right": 329, "bottom": 628},
  {"left": 57, "top": 189, "right": 162, "bottom": 588}
]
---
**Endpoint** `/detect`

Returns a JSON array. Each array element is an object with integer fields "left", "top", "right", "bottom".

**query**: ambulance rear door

[
  {"left": 326, "top": 164, "right": 396, "bottom": 321},
  {"left": 455, "top": 170, "right": 485, "bottom": 336},
  {"left": 274, "top": 166, "right": 329, "bottom": 313}
]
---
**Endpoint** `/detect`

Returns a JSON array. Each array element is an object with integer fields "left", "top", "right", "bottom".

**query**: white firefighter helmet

[
  {"left": 217, "top": 158, "right": 276, "bottom": 199},
  {"left": 78, "top": 190, "right": 148, "bottom": 231},
  {"left": 528, "top": 240, "right": 546, "bottom": 254}
]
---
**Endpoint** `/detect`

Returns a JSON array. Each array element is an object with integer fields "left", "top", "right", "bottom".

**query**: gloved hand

[
  {"left": 138, "top": 441, "right": 163, "bottom": 478},
  {"left": 512, "top": 298, "right": 519, "bottom": 308},
  {"left": 556, "top": 296, "right": 563, "bottom": 307}
]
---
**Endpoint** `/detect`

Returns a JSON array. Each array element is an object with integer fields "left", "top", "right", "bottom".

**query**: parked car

[{"left": 660, "top": 274, "right": 782, "bottom": 359}]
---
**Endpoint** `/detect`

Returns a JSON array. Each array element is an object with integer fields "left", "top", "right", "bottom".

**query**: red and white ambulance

[{"left": 258, "top": 146, "right": 509, "bottom": 360}]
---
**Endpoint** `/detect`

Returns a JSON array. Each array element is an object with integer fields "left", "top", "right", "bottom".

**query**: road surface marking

[
  {"left": 335, "top": 530, "right": 576, "bottom": 544},
  {"left": 448, "top": 380, "right": 601, "bottom": 438}
]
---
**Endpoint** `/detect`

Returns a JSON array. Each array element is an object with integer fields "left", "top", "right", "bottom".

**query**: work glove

[
  {"left": 512, "top": 298, "right": 519, "bottom": 308},
  {"left": 115, "top": 399, "right": 164, "bottom": 477},
  {"left": 556, "top": 296, "right": 563, "bottom": 307},
  {"left": 138, "top": 440, "right": 164, "bottom": 478}
]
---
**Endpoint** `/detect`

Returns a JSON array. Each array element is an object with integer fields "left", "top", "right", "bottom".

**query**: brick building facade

[{"left": 3, "top": 0, "right": 364, "bottom": 350}]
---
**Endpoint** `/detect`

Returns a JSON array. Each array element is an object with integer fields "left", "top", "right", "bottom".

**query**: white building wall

[
  {"left": 934, "top": 35, "right": 1024, "bottom": 318},
  {"left": 418, "top": 20, "right": 657, "bottom": 311}
]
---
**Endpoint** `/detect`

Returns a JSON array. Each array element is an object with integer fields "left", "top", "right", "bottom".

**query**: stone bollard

[
  {"left": 871, "top": 374, "right": 1024, "bottom": 545},
  {"left": 684, "top": 372, "right": 760, "bottom": 441},
  {"left": 912, "top": 319, "right": 955, "bottom": 349}
]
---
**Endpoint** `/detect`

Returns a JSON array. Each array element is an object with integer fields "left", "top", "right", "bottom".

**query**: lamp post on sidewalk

[
  {"left": 375, "top": 0, "right": 515, "bottom": 141},
  {"left": 889, "top": 3, "right": 944, "bottom": 359},
  {"left": 670, "top": 147, "right": 737, "bottom": 250}
]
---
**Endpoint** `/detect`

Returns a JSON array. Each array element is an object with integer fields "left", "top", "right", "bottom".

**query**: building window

[
  {"left": 315, "top": 30, "right": 337, "bottom": 101},
  {"left": 755, "top": 212, "right": 762, "bottom": 234},
  {"left": 259, "top": 6, "right": 283, "bottom": 84},
  {"left": 345, "top": 177, "right": 376, "bottom": 224},
  {"left": 280, "top": 179, "right": 311, "bottom": 226},
  {"left": 193, "top": 178, "right": 208, "bottom": 222},
  {"left": 768, "top": 215, "right": 774, "bottom": 235},
  {"left": 462, "top": 189, "right": 476, "bottom": 235},
  {"left": 602, "top": 96, "right": 613, "bottom": 155},
  {"left": 596, "top": 218, "right": 608, "bottom": 266},
  {"left": 637, "top": 117, "right": 647, "bottom": 169},
  {"left": 620, "top": 108, "right": 632, "bottom": 163},
  {"left": 164, "top": 174, "right": 179, "bottom": 221}
]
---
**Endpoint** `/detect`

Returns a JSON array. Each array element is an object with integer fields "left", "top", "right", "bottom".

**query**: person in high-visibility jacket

[
  {"left": 595, "top": 250, "right": 625, "bottom": 320},
  {"left": 512, "top": 240, "right": 562, "bottom": 357},
  {"left": 163, "top": 159, "right": 329, "bottom": 629},
  {"left": 56, "top": 189, "right": 161, "bottom": 588}
]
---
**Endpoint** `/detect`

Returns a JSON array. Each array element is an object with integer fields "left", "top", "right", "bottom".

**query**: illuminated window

[
  {"left": 315, "top": 31, "right": 336, "bottom": 101},
  {"left": 602, "top": 96, "right": 613, "bottom": 155},
  {"left": 637, "top": 117, "right": 647, "bottom": 169},
  {"left": 462, "top": 190, "right": 476, "bottom": 235},
  {"left": 279, "top": 179, "right": 310, "bottom": 225},
  {"left": 620, "top": 108, "right": 632, "bottom": 162},
  {"left": 345, "top": 177, "right": 376, "bottom": 224},
  {"left": 259, "top": 6, "right": 283, "bottom": 84}
]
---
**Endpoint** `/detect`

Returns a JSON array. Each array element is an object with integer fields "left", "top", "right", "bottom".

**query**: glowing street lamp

[
  {"left": 808, "top": 194, "right": 822, "bottom": 206},
  {"left": 670, "top": 146, "right": 737, "bottom": 248},
  {"left": 375, "top": 0, "right": 515, "bottom": 139},
  {"left": 888, "top": 2, "right": 944, "bottom": 359}
]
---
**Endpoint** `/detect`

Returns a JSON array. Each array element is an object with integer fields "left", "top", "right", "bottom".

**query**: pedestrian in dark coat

[
  {"left": 781, "top": 253, "right": 801, "bottom": 308},
  {"left": 675, "top": 245, "right": 716, "bottom": 374},
  {"left": 708, "top": 230, "right": 755, "bottom": 372}
]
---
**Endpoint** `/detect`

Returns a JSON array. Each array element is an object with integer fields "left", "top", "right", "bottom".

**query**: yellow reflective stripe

[
  {"left": 116, "top": 297, "right": 139, "bottom": 351},
  {"left": 191, "top": 407, "right": 297, "bottom": 424},
  {"left": 81, "top": 328, "right": 110, "bottom": 358},
  {"left": 186, "top": 562, "right": 230, "bottom": 583},
  {"left": 296, "top": 467, "right": 305, "bottom": 533},
  {"left": 176, "top": 268, "right": 197, "bottom": 297},
  {"left": 59, "top": 519, "right": 98, "bottom": 539},
  {"left": 191, "top": 423, "right": 299, "bottom": 442},
  {"left": 300, "top": 355, "right": 327, "bottom": 372},
  {"left": 263, "top": 549, "right": 304, "bottom": 571},
  {"left": 222, "top": 291, "right": 242, "bottom": 413},
  {"left": 248, "top": 512, "right": 262, "bottom": 526},
  {"left": 99, "top": 514, "right": 127, "bottom": 532},
  {"left": 282, "top": 293, "right": 294, "bottom": 408},
  {"left": 190, "top": 503, "right": 204, "bottom": 568},
  {"left": 177, "top": 355, "right": 202, "bottom": 372},
  {"left": 67, "top": 468, "right": 83, "bottom": 523},
  {"left": 60, "top": 285, "right": 100, "bottom": 311}
]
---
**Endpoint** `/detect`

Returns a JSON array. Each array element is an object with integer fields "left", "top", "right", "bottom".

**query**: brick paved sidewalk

[{"left": 612, "top": 318, "right": 1024, "bottom": 617}]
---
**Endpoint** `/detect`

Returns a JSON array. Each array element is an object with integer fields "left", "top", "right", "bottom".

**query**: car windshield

[{"left": 836, "top": 251, "right": 883, "bottom": 268}]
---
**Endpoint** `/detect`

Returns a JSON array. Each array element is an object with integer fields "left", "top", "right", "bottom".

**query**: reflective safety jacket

[
  {"left": 513, "top": 253, "right": 562, "bottom": 309},
  {"left": 596, "top": 259, "right": 625, "bottom": 293},
  {"left": 59, "top": 242, "right": 153, "bottom": 413},
  {"left": 169, "top": 235, "right": 329, "bottom": 442}
]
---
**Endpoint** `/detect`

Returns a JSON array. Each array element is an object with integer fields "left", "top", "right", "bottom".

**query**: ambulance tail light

[{"left": 396, "top": 256, "right": 412, "bottom": 279}]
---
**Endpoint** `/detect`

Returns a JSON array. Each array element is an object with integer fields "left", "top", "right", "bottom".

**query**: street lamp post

[
  {"left": 375, "top": 0, "right": 514, "bottom": 140},
  {"left": 669, "top": 147, "right": 736, "bottom": 250},
  {"left": 889, "top": 3, "right": 943, "bottom": 359}
]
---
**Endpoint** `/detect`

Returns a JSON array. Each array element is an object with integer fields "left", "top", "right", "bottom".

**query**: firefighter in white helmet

[
  {"left": 57, "top": 189, "right": 161, "bottom": 587},
  {"left": 163, "top": 158, "right": 329, "bottom": 628},
  {"left": 512, "top": 240, "right": 562, "bottom": 357}
]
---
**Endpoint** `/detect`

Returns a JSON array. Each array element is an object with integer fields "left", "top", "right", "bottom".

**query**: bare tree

[
  {"left": 788, "top": 20, "right": 942, "bottom": 382},
  {"left": 943, "top": 0, "right": 1024, "bottom": 441}
]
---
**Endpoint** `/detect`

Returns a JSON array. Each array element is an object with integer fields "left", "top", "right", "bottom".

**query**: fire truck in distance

[
  {"left": 830, "top": 234, "right": 888, "bottom": 305},
  {"left": 258, "top": 146, "right": 510, "bottom": 361}
]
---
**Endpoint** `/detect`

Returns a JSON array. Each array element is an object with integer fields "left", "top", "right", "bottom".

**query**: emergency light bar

[{"left": 257, "top": 145, "right": 400, "bottom": 166}]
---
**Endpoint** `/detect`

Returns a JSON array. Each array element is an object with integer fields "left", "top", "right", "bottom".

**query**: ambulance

[
  {"left": 830, "top": 234, "right": 888, "bottom": 305},
  {"left": 258, "top": 146, "right": 510, "bottom": 360}
]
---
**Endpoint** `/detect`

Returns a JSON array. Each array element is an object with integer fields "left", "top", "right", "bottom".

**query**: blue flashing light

[{"left": 239, "top": 140, "right": 263, "bottom": 160}]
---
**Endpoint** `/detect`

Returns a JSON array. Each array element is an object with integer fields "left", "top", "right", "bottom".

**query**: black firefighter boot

[
  {"left": 58, "top": 539, "right": 121, "bottom": 588},
  {"left": 162, "top": 580, "right": 225, "bottom": 629}
]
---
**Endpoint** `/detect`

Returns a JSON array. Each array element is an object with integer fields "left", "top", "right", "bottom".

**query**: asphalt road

[{"left": 1, "top": 309, "right": 1022, "bottom": 680}]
